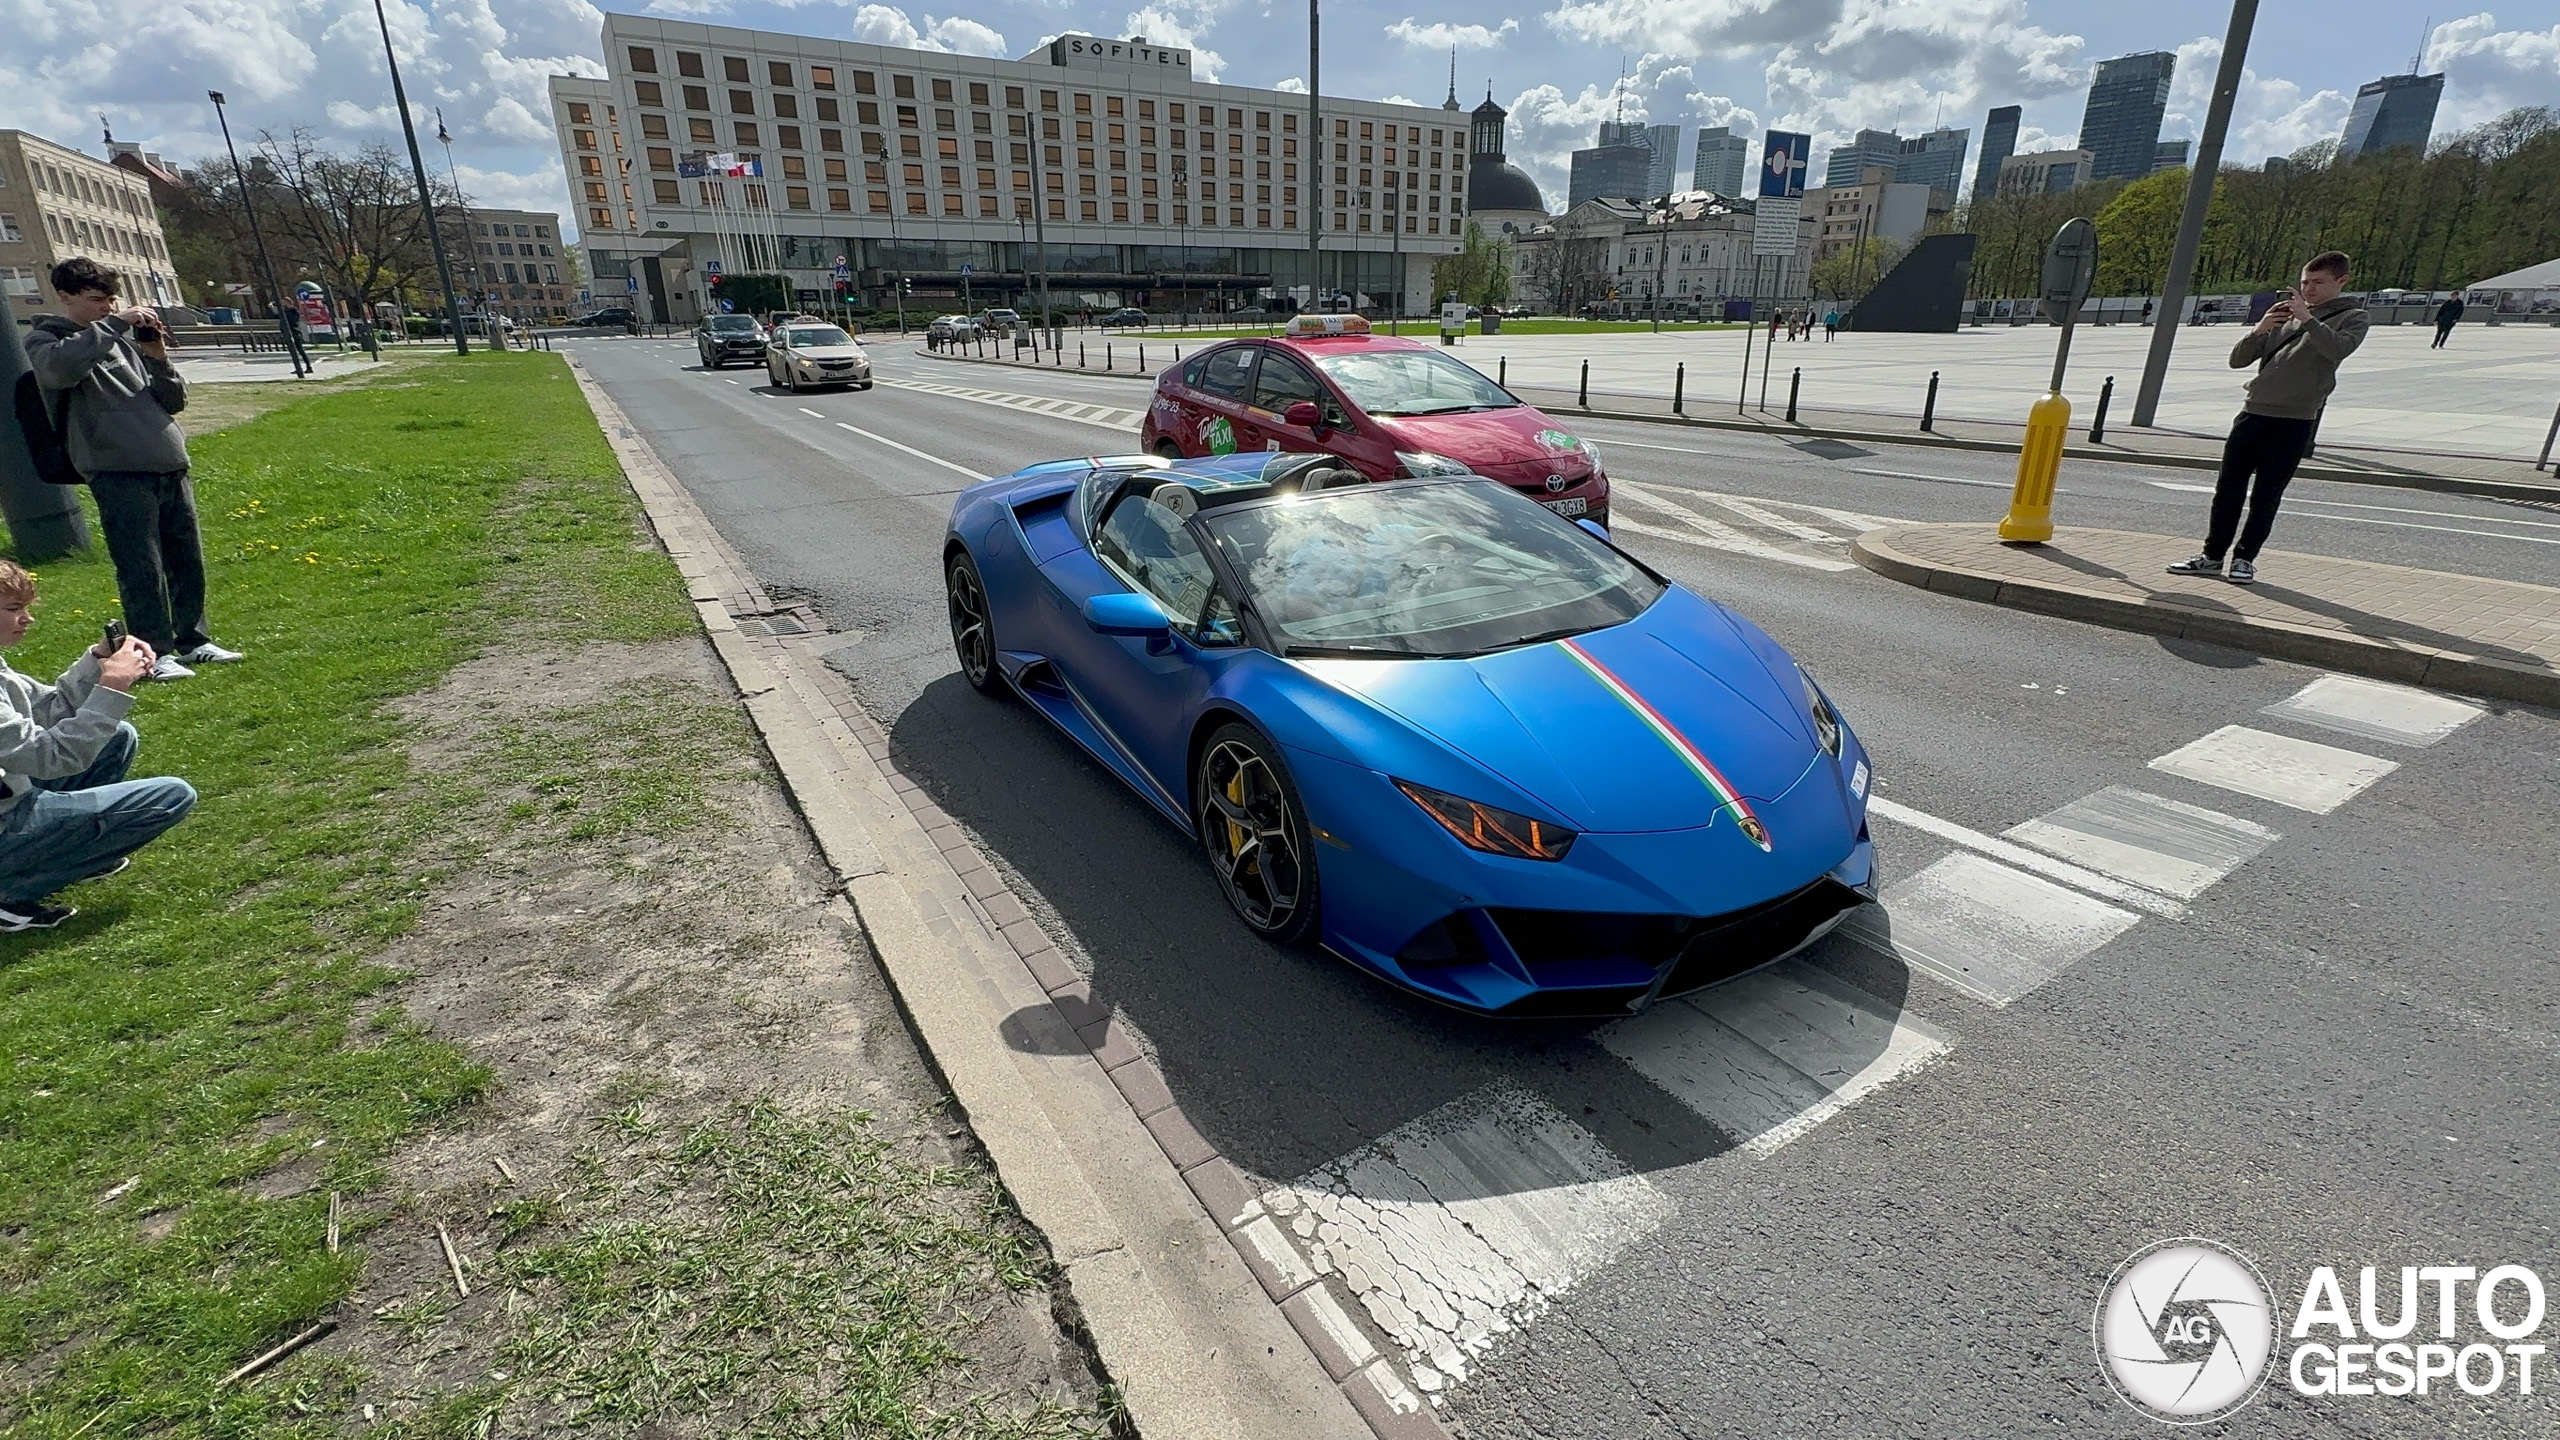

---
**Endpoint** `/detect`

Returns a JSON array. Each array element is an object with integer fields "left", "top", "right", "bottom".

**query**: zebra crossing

[
  {"left": 1228, "top": 670, "right": 2484, "bottom": 1411},
  {"left": 875, "top": 375, "right": 1148, "bottom": 433}
]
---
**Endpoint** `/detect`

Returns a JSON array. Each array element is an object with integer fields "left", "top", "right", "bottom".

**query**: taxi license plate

[{"left": 1541, "top": 496, "right": 1589, "bottom": 517}]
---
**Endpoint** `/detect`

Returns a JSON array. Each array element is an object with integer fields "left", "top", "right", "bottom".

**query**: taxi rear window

[{"left": 1196, "top": 346, "right": 1256, "bottom": 400}]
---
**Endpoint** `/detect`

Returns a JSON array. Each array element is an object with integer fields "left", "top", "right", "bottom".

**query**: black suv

[
  {"left": 696, "top": 313, "right": 769, "bottom": 368},
  {"left": 571, "top": 306, "right": 635, "bottom": 327},
  {"left": 1097, "top": 307, "right": 1150, "bottom": 328}
]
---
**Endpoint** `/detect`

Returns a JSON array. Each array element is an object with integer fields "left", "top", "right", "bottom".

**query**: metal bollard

[
  {"left": 1139, "top": 343, "right": 1145, "bottom": 371},
  {"left": 2089, "top": 375, "right": 2115, "bottom": 444},
  {"left": 1107, "top": 342, "right": 1114, "bottom": 370},
  {"left": 1498, "top": 355, "right": 1508, "bottom": 387},
  {"left": 1786, "top": 367, "right": 1801, "bottom": 424},
  {"left": 1578, "top": 359, "right": 1588, "bottom": 409},
  {"left": 2540, "top": 391, "right": 2560, "bottom": 471},
  {"left": 1921, "top": 371, "right": 1940, "bottom": 432},
  {"left": 1080, "top": 342, "right": 1087, "bottom": 368},
  {"left": 1673, "top": 361, "right": 1685, "bottom": 415},
  {"left": 1174, "top": 345, "right": 1182, "bottom": 364}
]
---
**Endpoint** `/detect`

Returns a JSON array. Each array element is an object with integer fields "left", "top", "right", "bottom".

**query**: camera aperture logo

[{"left": 2095, "top": 1238, "right": 2278, "bottom": 1424}]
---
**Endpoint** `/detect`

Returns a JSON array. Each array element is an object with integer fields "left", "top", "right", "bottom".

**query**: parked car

[
  {"left": 979, "top": 307, "right": 1024, "bottom": 332},
  {"left": 696, "top": 313, "right": 769, "bottom": 367},
  {"left": 1227, "top": 307, "right": 1273, "bottom": 323},
  {"left": 1139, "top": 313, "right": 1610, "bottom": 524},
  {"left": 928, "top": 314, "right": 980, "bottom": 343},
  {"left": 571, "top": 307, "right": 636, "bottom": 327},
  {"left": 766, "top": 321, "right": 874, "bottom": 392},
  {"left": 1098, "top": 307, "right": 1150, "bottom": 328}
]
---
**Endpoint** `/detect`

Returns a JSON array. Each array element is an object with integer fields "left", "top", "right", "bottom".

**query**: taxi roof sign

[{"left": 1283, "top": 313, "right": 1371, "bottom": 337}]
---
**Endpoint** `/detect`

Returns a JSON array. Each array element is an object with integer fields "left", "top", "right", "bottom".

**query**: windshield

[
  {"left": 1201, "top": 480, "right": 1662, "bottom": 658},
  {"left": 1309, "top": 349, "right": 1518, "bottom": 417},
  {"left": 707, "top": 316, "right": 759, "bottom": 332},
  {"left": 787, "top": 326, "right": 853, "bottom": 346}
]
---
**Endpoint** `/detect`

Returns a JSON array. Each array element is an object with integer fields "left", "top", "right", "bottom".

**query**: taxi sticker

[
  {"left": 1202, "top": 415, "right": 1237, "bottom": 454},
  {"left": 1536, "top": 428, "right": 1581, "bottom": 454}
]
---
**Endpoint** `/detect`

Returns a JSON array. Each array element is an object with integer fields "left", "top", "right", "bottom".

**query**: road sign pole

[
  {"left": 2001, "top": 218, "right": 2098, "bottom": 545},
  {"left": 2131, "top": 0, "right": 2259, "bottom": 427}
]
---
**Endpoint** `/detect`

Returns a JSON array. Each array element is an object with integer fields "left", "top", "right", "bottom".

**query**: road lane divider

[{"left": 832, "top": 421, "right": 991, "bottom": 482}]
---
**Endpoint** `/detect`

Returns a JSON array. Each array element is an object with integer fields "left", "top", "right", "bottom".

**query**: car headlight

[
  {"left": 1395, "top": 450, "right": 1471, "bottom": 477},
  {"left": 1576, "top": 437, "right": 1605, "bottom": 477},
  {"left": 1799, "top": 665, "right": 1842, "bottom": 757},
  {"left": 1395, "top": 779, "right": 1576, "bottom": 861}
]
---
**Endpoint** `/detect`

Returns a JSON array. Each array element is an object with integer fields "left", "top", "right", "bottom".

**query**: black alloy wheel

[
  {"left": 1196, "top": 723, "right": 1320, "bottom": 944},
  {"left": 1154, "top": 440, "right": 1184, "bottom": 461},
  {"left": 946, "top": 551, "right": 1002, "bottom": 695}
]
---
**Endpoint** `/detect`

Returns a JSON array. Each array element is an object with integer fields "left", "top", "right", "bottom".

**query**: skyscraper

[
  {"left": 1643, "top": 124, "right": 1682, "bottom": 199},
  {"left": 1972, "top": 105, "right": 2020, "bottom": 200},
  {"left": 1824, "top": 128, "right": 1903, "bottom": 188},
  {"left": 1568, "top": 142, "right": 1656, "bottom": 207},
  {"left": 2342, "top": 73, "right": 2445, "bottom": 155},
  {"left": 2153, "top": 139, "right": 2191, "bottom": 172},
  {"left": 2079, "top": 51, "right": 2176, "bottom": 183},
  {"left": 1693, "top": 125, "right": 1749, "bottom": 195},
  {"left": 1894, "top": 127, "right": 1971, "bottom": 198}
]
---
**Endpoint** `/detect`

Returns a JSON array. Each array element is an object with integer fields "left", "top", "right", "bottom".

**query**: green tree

[
  {"left": 1430, "top": 222, "right": 1512, "bottom": 311},
  {"left": 2092, "top": 168, "right": 2187, "bottom": 294},
  {"left": 1810, "top": 235, "right": 1906, "bottom": 302}
]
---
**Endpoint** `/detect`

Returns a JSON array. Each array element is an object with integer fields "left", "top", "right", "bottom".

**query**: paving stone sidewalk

[{"left": 1852, "top": 524, "right": 2560, "bottom": 709}]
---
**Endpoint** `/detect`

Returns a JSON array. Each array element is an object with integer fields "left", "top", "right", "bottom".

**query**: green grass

[{"left": 0, "top": 351, "right": 696, "bottom": 1435}]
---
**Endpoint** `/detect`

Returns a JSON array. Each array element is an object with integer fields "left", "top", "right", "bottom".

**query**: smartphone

[{"left": 103, "top": 619, "right": 128, "bottom": 652}]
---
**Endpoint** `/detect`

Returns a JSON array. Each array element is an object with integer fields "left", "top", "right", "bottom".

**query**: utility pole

[
  {"left": 873, "top": 140, "right": 906, "bottom": 334},
  {"left": 434, "top": 109, "right": 477, "bottom": 331},
  {"left": 2132, "top": 0, "right": 2259, "bottom": 427},
  {"left": 1307, "top": 0, "right": 1321, "bottom": 314},
  {"left": 208, "top": 91, "right": 309, "bottom": 376},
  {"left": 372, "top": 0, "right": 468, "bottom": 355},
  {"left": 1028, "top": 113, "right": 1054, "bottom": 349}
]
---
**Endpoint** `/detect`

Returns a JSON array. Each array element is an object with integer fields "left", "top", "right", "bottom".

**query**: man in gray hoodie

[
  {"left": 26, "top": 258, "right": 246, "bottom": 681},
  {"left": 2166, "top": 251, "right": 2369, "bottom": 585}
]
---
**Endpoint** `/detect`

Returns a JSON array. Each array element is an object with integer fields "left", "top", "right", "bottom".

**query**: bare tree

[
  {"left": 253, "top": 127, "right": 467, "bottom": 312},
  {"left": 1518, "top": 219, "right": 1612, "bottom": 314}
]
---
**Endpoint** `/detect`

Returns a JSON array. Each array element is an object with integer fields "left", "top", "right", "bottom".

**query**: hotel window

[
  {"left": 676, "top": 51, "right": 703, "bottom": 77},
  {"left": 829, "top": 188, "right": 851, "bottom": 211},
  {"left": 782, "top": 156, "right": 807, "bottom": 179},
  {"left": 641, "top": 114, "right": 669, "bottom": 140},
  {"left": 816, "top": 97, "right": 839, "bottom": 121},
  {"left": 628, "top": 46, "right": 658, "bottom": 73},
  {"left": 974, "top": 139, "right": 995, "bottom": 161},
  {"left": 1012, "top": 168, "right": 1030, "bottom": 190},
  {"left": 651, "top": 179, "right": 678, "bottom": 204},
  {"left": 1048, "top": 196, "right": 1065, "bottom": 218},
  {"left": 852, "top": 70, "right": 875, "bottom": 94},
  {"left": 976, "top": 167, "right": 994, "bottom": 189},
  {"left": 1077, "top": 147, "right": 1094, "bottom": 168},
  {"left": 938, "top": 137, "right": 959, "bottom": 158},
  {"left": 1006, "top": 85, "right": 1025, "bottom": 107},
  {"left": 1228, "top": 133, "right": 1243, "bottom": 152},
  {"left": 1107, "top": 123, "right": 1124, "bottom": 143},
  {"left": 683, "top": 85, "right": 709, "bottom": 110},
  {"left": 723, "top": 57, "right": 748, "bottom": 82},
  {"left": 1228, "top": 108, "right": 1243, "bottom": 126},
  {"left": 857, "top": 101, "right": 879, "bottom": 124},
  {"left": 812, "top": 66, "right": 835, "bottom": 90},
  {"left": 931, "top": 77, "right": 952, "bottom": 102},
  {"left": 824, "top": 158, "right": 847, "bottom": 180},
  {"left": 568, "top": 101, "right": 593, "bottom": 124},
  {"left": 590, "top": 205, "right": 613, "bottom": 227},
  {"left": 1111, "top": 201, "right": 1128, "bottom": 222},
  {"left": 767, "top": 60, "right": 793, "bottom": 86},
  {"left": 1111, "top": 176, "right": 1127, "bottom": 195},
  {"left": 1256, "top": 209, "right": 1270, "bottom": 227},
  {"left": 646, "top": 146, "right": 674, "bottom": 170},
  {"left": 1110, "top": 150, "right": 1126, "bottom": 170},
  {"left": 1143, "top": 203, "right": 1158, "bottom": 222},
  {"left": 1076, "top": 120, "right": 1093, "bottom": 142},
  {"left": 1041, "top": 89, "right": 1059, "bottom": 111},
  {"left": 1075, "top": 93, "right": 1093, "bottom": 114},
  {"left": 897, "top": 105, "right": 918, "bottom": 128},
  {"left": 940, "top": 165, "right": 959, "bottom": 187},
  {"left": 1256, "top": 111, "right": 1271, "bottom": 131},
  {"left": 907, "top": 192, "right": 926, "bottom": 214},
  {"left": 973, "top": 112, "right": 992, "bottom": 133},
  {"left": 968, "top": 82, "right": 989, "bottom": 105},
  {"left": 786, "top": 186, "right": 810, "bottom": 209},
  {"left": 820, "top": 128, "right": 843, "bottom": 152},
  {"left": 734, "top": 122, "right": 759, "bottom": 146},
  {"left": 580, "top": 155, "right": 604, "bottom": 176},
  {"left": 893, "top": 74, "right": 916, "bottom": 98},
  {"left": 1079, "top": 174, "right": 1096, "bottom": 194},
  {"left": 935, "top": 108, "right": 956, "bottom": 129},
  {"left": 774, "top": 95, "right": 798, "bottom": 119},
  {"left": 1081, "top": 199, "right": 1098, "bottom": 219},
  {"left": 574, "top": 129, "right": 597, "bottom": 150},
  {"left": 868, "top": 190, "right": 888, "bottom": 212},
  {"left": 1231, "top": 207, "right": 1245, "bottom": 225},
  {"left": 900, "top": 134, "right": 921, "bottom": 157},
  {"left": 730, "top": 90, "right": 754, "bottom": 114},
  {"left": 778, "top": 125, "right": 802, "bottom": 149},
  {"left": 940, "top": 194, "right": 960, "bottom": 215},
  {"left": 903, "top": 163, "right": 924, "bottom": 184},
  {"left": 584, "top": 181, "right": 608, "bottom": 202}
]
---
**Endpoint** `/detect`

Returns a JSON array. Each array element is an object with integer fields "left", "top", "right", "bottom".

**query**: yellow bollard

[{"left": 1998, "top": 391, "right": 2073, "bottom": 543}]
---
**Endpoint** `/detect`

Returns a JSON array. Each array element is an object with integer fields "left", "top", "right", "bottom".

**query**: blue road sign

[
  {"left": 625, "top": 274, "right": 640, "bottom": 294},
  {"left": 1759, "top": 132, "right": 1810, "bottom": 199},
  {"left": 704, "top": 258, "right": 724, "bottom": 278},
  {"left": 959, "top": 262, "right": 975, "bottom": 277}
]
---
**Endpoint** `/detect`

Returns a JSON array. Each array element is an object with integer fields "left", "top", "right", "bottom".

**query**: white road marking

[
  {"left": 878, "top": 376, "right": 1143, "bottom": 431},
  {"left": 1867, "top": 794, "right": 2185, "bottom": 916},
  {"left": 2149, "top": 725, "right": 2399, "bottom": 813},
  {"left": 2006, "top": 786, "right": 2279, "bottom": 900},
  {"left": 1260, "top": 1082, "right": 1673, "bottom": 1398},
  {"left": 1696, "top": 492, "right": 1844, "bottom": 544},
  {"left": 2261, "top": 674, "right": 2486, "bottom": 748},
  {"left": 797, "top": 407, "right": 825, "bottom": 418},
  {"left": 722, "top": 377, "right": 740, "bottom": 385},
  {"left": 1844, "top": 851, "right": 2142, "bottom": 1008},
  {"left": 1851, "top": 466, "right": 2012, "bottom": 489},
  {"left": 1613, "top": 484, "right": 1858, "bottom": 572},
  {"left": 1600, "top": 959, "right": 1949, "bottom": 1155},
  {"left": 2147, "top": 481, "right": 2560, "bottom": 545},
  {"left": 832, "top": 420, "right": 991, "bottom": 481},
  {"left": 2147, "top": 480, "right": 2215, "bottom": 493}
]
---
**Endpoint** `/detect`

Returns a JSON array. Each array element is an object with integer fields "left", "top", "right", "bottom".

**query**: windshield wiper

[
  {"left": 1283, "top": 644, "right": 1412, "bottom": 659},
  {"left": 1461, "top": 625, "right": 1592, "bottom": 656}
]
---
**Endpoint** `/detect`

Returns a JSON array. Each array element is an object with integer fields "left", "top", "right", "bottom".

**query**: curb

[
  {"left": 1850, "top": 524, "right": 2560, "bottom": 710},
  {"left": 563, "top": 356, "right": 1445, "bottom": 1440},
  {"left": 902, "top": 347, "right": 2560, "bottom": 504}
]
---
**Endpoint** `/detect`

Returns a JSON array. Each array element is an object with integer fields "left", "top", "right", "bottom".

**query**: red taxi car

[{"left": 1140, "top": 314, "right": 1610, "bottom": 524}]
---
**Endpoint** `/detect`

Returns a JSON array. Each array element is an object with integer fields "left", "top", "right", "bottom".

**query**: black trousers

[
  {"left": 2204, "top": 413, "right": 2315, "bottom": 563},
  {"left": 2432, "top": 320, "right": 2456, "bottom": 348},
  {"left": 88, "top": 469, "right": 210, "bottom": 654}
]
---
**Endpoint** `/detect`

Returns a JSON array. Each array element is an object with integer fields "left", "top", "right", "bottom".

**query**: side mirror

[
  {"left": 1283, "top": 400, "right": 1323, "bottom": 431},
  {"left": 1083, "top": 591, "right": 1172, "bottom": 638},
  {"left": 1575, "top": 518, "right": 1612, "bottom": 541}
]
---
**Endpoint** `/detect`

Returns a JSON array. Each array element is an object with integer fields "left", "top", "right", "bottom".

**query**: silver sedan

[{"left": 766, "top": 322, "right": 876, "bottom": 392}]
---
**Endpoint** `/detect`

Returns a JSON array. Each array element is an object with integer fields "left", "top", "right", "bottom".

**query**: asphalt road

[{"left": 572, "top": 334, "right": 2560, "bottom": 1439}]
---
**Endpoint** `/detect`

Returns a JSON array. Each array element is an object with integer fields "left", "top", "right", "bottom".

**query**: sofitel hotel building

[{"left": 549, "top": 14, "right": 1485, "bottom": 323}]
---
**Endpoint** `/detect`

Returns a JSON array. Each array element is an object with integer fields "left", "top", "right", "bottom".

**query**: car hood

[
  {"left": 788, "top": 344, "right": 868, "bottom": 360},
  {"left": 1293, "top": 589, "right": 1819, "bottom": 835},
  {"left": 1375, "top": 407, "right": 1592, "bottom": 480}
]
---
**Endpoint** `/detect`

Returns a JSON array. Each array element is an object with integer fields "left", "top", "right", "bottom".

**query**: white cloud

[
  {"left": 1127, "top": 2, "right": 1231, "bottom": 82},
  {"left": 1385, "top": 18, "right": 1519, "bottom": 50},
  {"left": 1378, "top": 94, "right": 1422, "bottom": 106},
  {"left": 850, "top": 5, "right": 1008, "bottom": 57},
  {"left": 1501, "top": 54, "right": 1755, "bottom": 210},
  {"left": 2162, "top": 35, "right": 2351, "bottom": 163},
  {"left": 2427, "top": 13, "right": 2560, "bottom": 129},
  {"left": 1272, "top": 75, "right": 1308, "bottom": 93}
]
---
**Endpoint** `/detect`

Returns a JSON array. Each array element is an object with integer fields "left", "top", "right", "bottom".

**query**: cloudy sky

[{"left": 3, "top": 1, "right": 2552, "bottom": 244}]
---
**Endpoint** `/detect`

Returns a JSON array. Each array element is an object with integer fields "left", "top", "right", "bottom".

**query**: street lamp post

[
  {"left": 872, "top": 141, "right": 906, "bottom": 335},
  {"left": 1029, "top": 111, "right": 1055, "bottom": 349},
  {"left": 370, "top": 0, "right": 468, "bottom": 356},
  {"left": 2132, "top": 0, "right": 2260, "bottom": 426},
  {"left": 1388, "top": 179, "right": 1401, "bottom": 335},
  {"left": 1307, "top": 0, "right": 1321, "bottom": 317},
  {"left": 207, "top": 91, "right": 308, "bottom": 377},
  {"left": 434, "top": 109, "right": 479, "bottom": 335},
  {"left": 1172, "top": 162, "right": 1188, "bottom": 328}
]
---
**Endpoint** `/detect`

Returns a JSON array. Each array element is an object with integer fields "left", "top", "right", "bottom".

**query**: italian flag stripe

[{"left": 1559, "top": 638, "right": 1772, "bottom": 851}]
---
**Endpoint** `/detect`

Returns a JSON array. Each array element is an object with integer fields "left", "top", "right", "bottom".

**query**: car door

[
  {"left": 1186, "top": 344, "right": 1261, "bottom": 456},
  {"left": 1246, "top": 350, "right": 1340, "bottom": 457},
  {"left": 1047, "top": 486, "right": 1231, "bottom": 808}
]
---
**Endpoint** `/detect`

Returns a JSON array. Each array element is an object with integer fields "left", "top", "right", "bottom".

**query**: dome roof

[{"left": 1468, "top": 158, "right": 1547, "bottom": 215}]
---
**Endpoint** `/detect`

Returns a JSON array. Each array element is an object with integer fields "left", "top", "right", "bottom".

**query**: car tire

[
  {"left": 858, "top": 380, "right": 875, "bottom": 390},
  {"left": 1196, "top": 722, "right": 1321, "bottom": 945},
  {"left": 946, "top": 550, "right": 1004, "bottom": 697},
  {"left": 1153, "top": 440, "right": 1184, "bottom": 461}
]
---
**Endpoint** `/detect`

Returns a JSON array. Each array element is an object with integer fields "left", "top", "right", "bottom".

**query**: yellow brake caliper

[{"left": 1225, "top": 770, "right": 1253, "bottom": 874}]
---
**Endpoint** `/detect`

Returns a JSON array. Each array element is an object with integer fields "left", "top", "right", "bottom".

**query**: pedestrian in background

[
  {"left": 26, "top": 258, "right": 247, "bottom": 680},
  {"left": 2168, "top": 251, "right": 2369, "bottom": 586},
  {"left": 1823, "top": 306, "right": 1840, "bottom": 341},
  {"left": 2432, "top": 293, "right": 2465, "bottom": 349}
]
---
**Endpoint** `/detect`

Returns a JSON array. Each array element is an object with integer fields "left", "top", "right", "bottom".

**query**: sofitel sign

[{"left": 1048, "top": 35, "right": 1193, "bottom": 73}]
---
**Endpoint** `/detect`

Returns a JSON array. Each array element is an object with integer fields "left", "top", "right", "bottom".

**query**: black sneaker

[
  {"left": 2226, "top": 558, "right": 2257, "bottom": 585},
  {"left": 0, "top": 900, "right": 76, "bottom": 932},
  {"left": 2165, "top": 553, "right": 2222, "bottom": 576}
]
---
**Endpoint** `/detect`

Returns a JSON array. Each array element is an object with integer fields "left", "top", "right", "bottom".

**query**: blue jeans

[{"left": 0, "top": 723, "right": 197, "bottom": 905}]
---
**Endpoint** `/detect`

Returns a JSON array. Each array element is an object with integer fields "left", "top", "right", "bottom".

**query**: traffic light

[{"left": 901, "top": 276, "right": 913, "bottom": 295}]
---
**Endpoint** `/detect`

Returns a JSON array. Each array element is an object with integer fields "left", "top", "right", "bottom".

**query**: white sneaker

[
  {"left": 148, "top": 655, "right": 196, "bottom": 682},
  {"left": 177, "top": 641, "right": 244, "bottom": 664}
]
